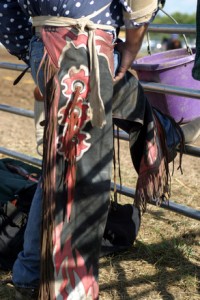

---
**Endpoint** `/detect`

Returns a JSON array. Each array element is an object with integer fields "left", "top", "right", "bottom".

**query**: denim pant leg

[
  {"left": 12, "top": 37, "right": 44, "bottom": 288},
  {"left": 29, "top": 36, "right": 45, "bottom": 92},
  {"left": 12, "top": 182, "right": 42, "bottom": 288}
]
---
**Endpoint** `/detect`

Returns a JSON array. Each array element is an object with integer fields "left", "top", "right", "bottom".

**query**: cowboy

[{"left": 1, "top": 1, "right": 200, "bottom": 299}]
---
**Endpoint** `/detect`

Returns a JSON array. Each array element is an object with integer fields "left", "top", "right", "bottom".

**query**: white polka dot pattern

[{"left": 0, "top": 0, "right": 155, "bottom": 63}]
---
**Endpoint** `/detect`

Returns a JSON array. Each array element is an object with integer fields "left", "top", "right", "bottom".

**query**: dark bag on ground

[
  {"left": 101, "top": 201, "right": 141, "bottom": 256},
  {"left": 0, "top": 158, "right": 41, "bottom": 270}
]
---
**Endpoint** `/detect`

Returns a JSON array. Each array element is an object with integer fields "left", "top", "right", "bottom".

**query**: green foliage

[
  {"left": 148, "top": 11, "right": 196, "bottom": 42},
  {"left": 154, "top": 12, "right": 196, "bottom": 25}
]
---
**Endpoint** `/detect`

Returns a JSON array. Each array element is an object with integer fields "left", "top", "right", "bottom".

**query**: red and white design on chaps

[
  {"left": 57, "top": 65, "right": 92, "bottom": 223},
  {"left": 57, "top": 65, "right": 91, "bottom": 161},
  {"left": 53, "top": 224, "right": 99, "bottom": 300}
]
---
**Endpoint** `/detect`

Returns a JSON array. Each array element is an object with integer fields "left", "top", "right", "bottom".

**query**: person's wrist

[{"left": 123, "top": 41, "right": 138, "bottom": 55}]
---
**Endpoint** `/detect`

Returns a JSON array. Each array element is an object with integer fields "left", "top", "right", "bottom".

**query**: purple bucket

[{"left": 132, "top": 48, "right": 200, "bottom": 123}]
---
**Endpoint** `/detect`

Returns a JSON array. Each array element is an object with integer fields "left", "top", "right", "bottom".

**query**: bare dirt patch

[{"left": 0, "top": 47, "right": 200, "bottom": 300}]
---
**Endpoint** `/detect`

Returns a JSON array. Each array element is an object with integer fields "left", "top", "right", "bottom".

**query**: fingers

[
  {"left": 114, "top": 54, "right": 133, "bottom": 81},
  {"left": 114, "top": 67, "right": 127, "bottom": 81},
  {"left": 113, "top": 44, "right": 136, "bottom": 81}
]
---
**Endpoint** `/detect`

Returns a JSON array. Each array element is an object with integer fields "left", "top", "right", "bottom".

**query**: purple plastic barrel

[{"left": 132, "top": 48, "right": 200, "bottom": 123}]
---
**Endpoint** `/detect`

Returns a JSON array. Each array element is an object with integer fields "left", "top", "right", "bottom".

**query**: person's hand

[
  {"left": 114, "top": 41, "right": 138, "bottom": 82},
  {"left": 114, "top": 25, "right": 148, "bottom": 82}
]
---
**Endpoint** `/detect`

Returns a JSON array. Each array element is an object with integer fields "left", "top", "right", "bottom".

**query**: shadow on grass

[{"left": 99, "top": 228, "right": 200, "bottom": 300}]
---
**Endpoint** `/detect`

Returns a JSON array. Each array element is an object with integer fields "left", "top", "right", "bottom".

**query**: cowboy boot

[{"left": 15, "top": 286, "right": 39, "bottom": 300}]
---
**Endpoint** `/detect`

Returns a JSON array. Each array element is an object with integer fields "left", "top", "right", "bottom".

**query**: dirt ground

[
  {"left": 0, "top": 47, "right": 38, "bottom": 159},
  {"left": 0, "top": 46, "right": 200, "bottom": 300}
]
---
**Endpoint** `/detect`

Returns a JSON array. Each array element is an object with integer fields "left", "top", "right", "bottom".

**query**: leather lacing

[{"left": 112, "top": 126, "right": 122, "bottom": 204}]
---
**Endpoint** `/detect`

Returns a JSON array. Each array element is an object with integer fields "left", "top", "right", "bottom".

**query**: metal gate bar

[{"left": 111, "top": 183, "right": 200, "bottom": 221}]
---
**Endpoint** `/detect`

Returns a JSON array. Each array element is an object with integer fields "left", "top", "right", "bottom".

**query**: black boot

[{"left": 15, "top": 286, "right": 39, "bottom": 300}]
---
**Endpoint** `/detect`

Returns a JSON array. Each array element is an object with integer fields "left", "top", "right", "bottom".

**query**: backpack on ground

[{"left": 0, "top": 158, "right": 41, "bottom": 270}]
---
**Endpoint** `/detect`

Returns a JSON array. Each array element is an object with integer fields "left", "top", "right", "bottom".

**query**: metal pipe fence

[{"left": 0, "top": 23, "right": 200, "bottom": 220}]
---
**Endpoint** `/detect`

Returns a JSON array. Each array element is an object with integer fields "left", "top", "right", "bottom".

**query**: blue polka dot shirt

[{"left": 0, "top": 0, "right": 155, "bottom": 63}]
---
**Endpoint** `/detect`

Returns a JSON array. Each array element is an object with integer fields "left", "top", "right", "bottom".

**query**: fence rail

[
  {"left": 0, "top": 22, "right": 200, "bottom": 220},
  {"left": 148, "top": 24, "right": 196, "bottom": 34}
]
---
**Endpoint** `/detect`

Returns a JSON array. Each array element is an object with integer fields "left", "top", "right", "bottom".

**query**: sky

[{"left": 163, "top": 0, "right": 197, "bottom": 15}]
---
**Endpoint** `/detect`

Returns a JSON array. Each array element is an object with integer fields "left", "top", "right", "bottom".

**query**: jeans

[
  {"left": 12, "top": 182, "right": 42, "bottom": 288},
  {"left": 12, "top": 36, "right": 44, "bottom": 288}
]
